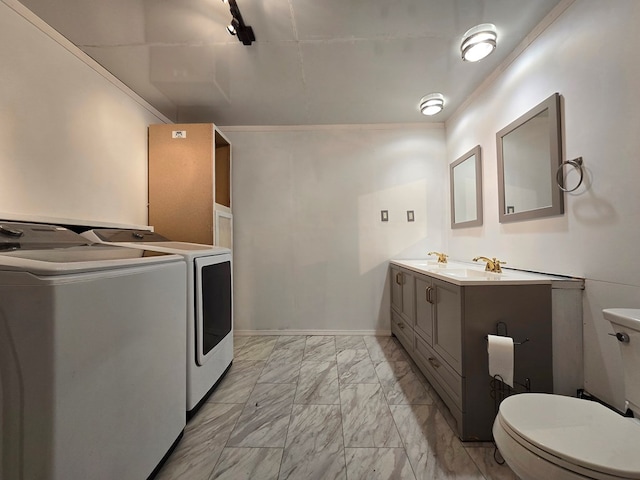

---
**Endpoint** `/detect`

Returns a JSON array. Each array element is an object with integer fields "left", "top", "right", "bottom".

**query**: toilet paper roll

[{"left": 487, "top": 334, "right": 514, "bottom": 387}]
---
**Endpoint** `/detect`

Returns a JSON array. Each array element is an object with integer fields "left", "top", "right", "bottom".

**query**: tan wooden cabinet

[{"left": 148, "top": 123, "right": 232, "bottom": 248}]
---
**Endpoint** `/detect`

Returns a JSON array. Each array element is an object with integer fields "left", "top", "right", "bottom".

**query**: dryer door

[{"left": 194, "top": 253, "right": 232, "bottom": 366}]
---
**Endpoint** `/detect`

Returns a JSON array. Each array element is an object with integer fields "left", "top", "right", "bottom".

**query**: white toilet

[{"left": 493, "top": 308, "right": 640, "bottom": 480}]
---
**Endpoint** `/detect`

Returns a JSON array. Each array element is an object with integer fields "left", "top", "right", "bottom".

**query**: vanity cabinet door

[
  {"left": 432, "top": 279, "right": 462, "bottom": 374},
  {"left": 390, "top": 267, "right": 414, "bottom": 324},
  {"left": 390, "top": 266, "right": 402, "bottom": 312},
  {"left": 415, "top": 276, "right": 434, "bottom": 345}
]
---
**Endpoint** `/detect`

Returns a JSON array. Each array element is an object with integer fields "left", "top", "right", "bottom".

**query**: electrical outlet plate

[
  {"left": 407, "top": 210, "right": 415, "bottom": 222},
  {"left": 381, "top": 210, "right": 389, "bottom": 222}
]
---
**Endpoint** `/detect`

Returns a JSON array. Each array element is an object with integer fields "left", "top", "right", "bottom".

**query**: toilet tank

[{"left": 603, "top": 308, "right": 640, "bottom": 414}]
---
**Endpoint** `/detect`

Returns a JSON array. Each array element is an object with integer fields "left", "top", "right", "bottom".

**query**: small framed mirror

[
  {"left": 497, "top": 93, "right": 563, "bottom": 223},
  {"left": 450, "top": 145, "right": 482, "bottom": 228}
]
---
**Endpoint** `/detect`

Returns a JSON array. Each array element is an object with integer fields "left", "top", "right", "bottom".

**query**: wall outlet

[
  {"left": 407, "top": 210, "right": 415, "bottom": 222},
  {"left": 381, "top": 210, "right": 389, "bottom": 222}
]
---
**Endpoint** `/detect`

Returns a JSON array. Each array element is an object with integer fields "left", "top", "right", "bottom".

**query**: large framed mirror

[
  {"left": 497, "top": 92, "right": 563, "bottom": 223},
  {"left": 450, "top": 145, "right": 482, "bottom": 228}
]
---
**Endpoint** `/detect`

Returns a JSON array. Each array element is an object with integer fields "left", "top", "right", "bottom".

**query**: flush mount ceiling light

[
  {"left": 222, "top": 0, "right": 255, "bottom": 46},
  {"left": 419, "top": 93, "right": 445, "bottom": 116},
  {"left": 461, "top": 23, "right": 497, "bottom": 62}
]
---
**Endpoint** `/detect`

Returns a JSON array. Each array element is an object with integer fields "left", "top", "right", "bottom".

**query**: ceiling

[{"left": 19, "top": 0, "right": 562, "bottom": 125}]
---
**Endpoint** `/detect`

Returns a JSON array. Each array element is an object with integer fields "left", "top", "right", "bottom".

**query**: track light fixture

[{"left": 222, "top": 0, "right": 255, "bottom": 46}]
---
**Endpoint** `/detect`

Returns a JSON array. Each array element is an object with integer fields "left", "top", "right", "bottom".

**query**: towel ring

[{"left": 556, "top": 157, "right": 584, "bottom": 193}]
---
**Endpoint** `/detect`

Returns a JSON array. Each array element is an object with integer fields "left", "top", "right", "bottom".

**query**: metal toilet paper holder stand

[
  {"left": 484, "top": 321, "right": 529, "bottom": 345},
  {"left": 485, "top": 321, "right": 531, "bottom": 408}
]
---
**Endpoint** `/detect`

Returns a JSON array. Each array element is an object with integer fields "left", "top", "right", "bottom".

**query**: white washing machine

[
  {"left": 0, "top": 222, "right": 187, "bottom": 480},
  {"left": 81, "top": 228, "right": 233, "bottom": 417}
]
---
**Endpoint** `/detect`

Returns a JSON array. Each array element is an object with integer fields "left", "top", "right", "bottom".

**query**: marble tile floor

[{"left": 155, "top": 335, "right": 519, "bottom": 480}]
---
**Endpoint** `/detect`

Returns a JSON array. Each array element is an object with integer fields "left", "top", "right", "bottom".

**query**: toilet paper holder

[
  {"left": 487, "top": 321, "right": 532, "bottom": 412},
  {"left": 484, "top": 321, "right": 529, "bottom": 345}
]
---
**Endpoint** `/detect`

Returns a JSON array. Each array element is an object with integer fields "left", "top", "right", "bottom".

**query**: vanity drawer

[
  {"left": 391, "top": 310, "right": 414, "bottom": 354},
  {"left": 414, "top": 333, "right": 463, "bottom": 411}
]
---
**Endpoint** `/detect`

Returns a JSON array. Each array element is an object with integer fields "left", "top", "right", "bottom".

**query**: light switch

[
  {"left": 381, "top": 210, "right": 389, "bottom": 222},
  {"left": 407, "top": 210, "right": 415, "bottom": 222}
]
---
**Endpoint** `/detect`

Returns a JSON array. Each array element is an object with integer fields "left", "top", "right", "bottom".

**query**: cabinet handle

[
  {"left": 428, "top": 357, "right": 441, "bottom": 368},
  {"left": 397, "top": 321, "right": 405, "bottom": 330},
  {"left": 395, "top": 272, "right": 402, "bottom": 285},
  {"left": 426, "top": 286, "right": 435, "bottom": 304}
]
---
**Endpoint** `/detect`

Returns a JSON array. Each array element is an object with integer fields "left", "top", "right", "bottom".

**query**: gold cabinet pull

[
  {"left": 395, "top": 272, "right": 402, "bottom": 285},
  {"left": 428, "top": 357, "right": 441, "bottom": 368}
]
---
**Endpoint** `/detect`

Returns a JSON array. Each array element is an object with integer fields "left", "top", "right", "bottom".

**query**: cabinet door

[
  {"left": 401, "top": 270, "right": 415, "bottom": 322},
  {"left": 415, "top": 276, "right": 434, "bottom": 345},
  {"left": 390, "top": 267, "right": 414, "bottom": 322},
  {"left": 433, "top": 279, "right": 462, "bottom": 374},
  {"left": 390, "top": 267, "right": 403, "bottom": 312}
]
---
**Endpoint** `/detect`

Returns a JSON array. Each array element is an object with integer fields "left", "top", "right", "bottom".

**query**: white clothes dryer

[
  {"left": 0, "top": 222, "right": 187, "bottom": 480},
  {"left": 81, "top": 228, "right": 233, "bottom": 416}
]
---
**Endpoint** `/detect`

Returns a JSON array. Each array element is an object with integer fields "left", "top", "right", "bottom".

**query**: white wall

[
  {"left": 225, "top": 125, "right": 446, "bottom": 334},
  {"left": 445, "top": 0, "right": 640, "bottom": 410},
  {"left": 0, "top": 0, "right": 169, "bottom": 227}
]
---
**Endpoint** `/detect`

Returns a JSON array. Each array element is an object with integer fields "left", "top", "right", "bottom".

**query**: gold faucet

[
  {"left": 428, "top": 251, "right": 448, "bottom": 263},
  {"left": 472, "top": 256, "right": 506, "bottom": 273}
]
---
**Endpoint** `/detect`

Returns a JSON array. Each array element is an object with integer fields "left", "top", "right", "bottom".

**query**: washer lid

[
  {"left": 0, "top": 222, "right": 90, "bottom": 250},
  {"left": 0, "top": 244, "right": 180, "bottom": 275},
  {"left": 499, "top": 393, "right": 640, "bottom": 478},
  {"left": 82, "top": 229, "right": 230, "bottom": 255},
  {"left": 87, "top": 228, "right": 168, "bottom": 243}
]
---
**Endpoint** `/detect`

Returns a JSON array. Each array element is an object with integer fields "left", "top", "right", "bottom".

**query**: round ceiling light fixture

[
  {"left": 419, "top": 93, "right": 445, "bottom": 116},
  {"left": 461, "top": 23, "right": 497, "bottom": 62}
]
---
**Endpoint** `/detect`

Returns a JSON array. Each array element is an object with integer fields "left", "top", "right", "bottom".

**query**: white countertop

[{"left": 390, "top": 259, "right": 583, "bottom": 287}]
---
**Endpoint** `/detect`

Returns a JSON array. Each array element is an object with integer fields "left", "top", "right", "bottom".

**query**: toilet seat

[{"left": 497, "top": 394, "right": 640, "bottom": 479}]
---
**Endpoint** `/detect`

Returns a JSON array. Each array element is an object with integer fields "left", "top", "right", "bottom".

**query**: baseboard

[{"left": 234, "top": 329, "right": 392, "bottom": 337}]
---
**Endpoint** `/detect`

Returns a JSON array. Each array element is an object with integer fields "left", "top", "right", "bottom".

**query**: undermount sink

[
  {"left": 413, "top": 261, "right": 448, "bottom": 269},
  {"left": 440, "top": 268, "right": 503, "bottom": 280}
]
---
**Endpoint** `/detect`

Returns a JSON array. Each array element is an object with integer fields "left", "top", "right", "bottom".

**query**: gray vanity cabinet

[{"left": 390, "top": 265, "right": 554, "bottom": 441}]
